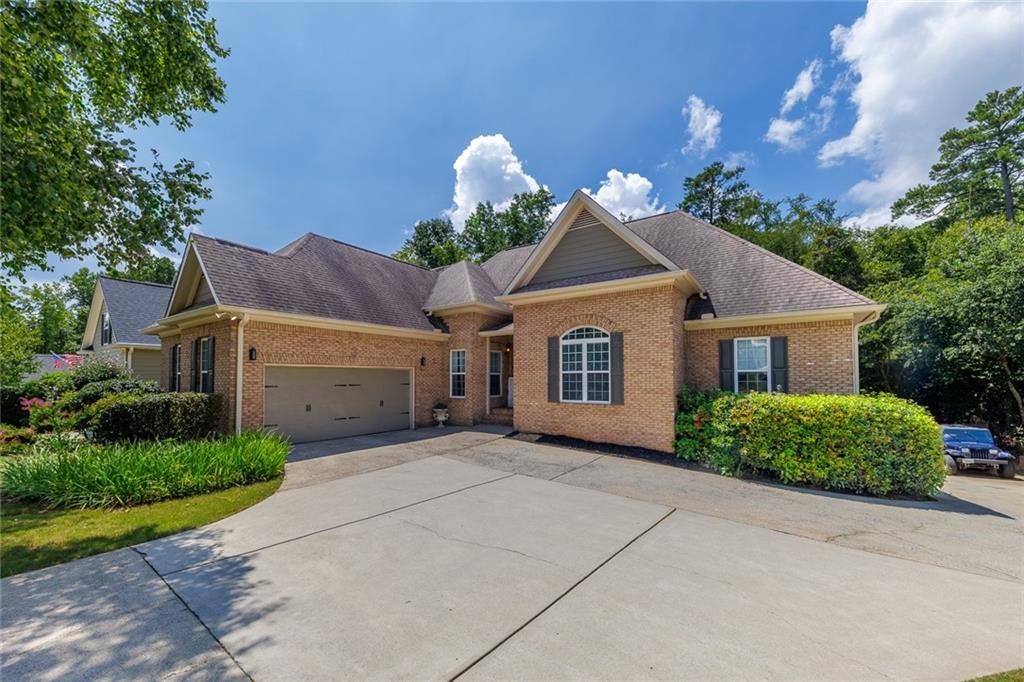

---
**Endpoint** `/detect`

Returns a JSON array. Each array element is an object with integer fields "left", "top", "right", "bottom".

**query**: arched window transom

[{"left": 560, "top": 327, "right": 610, "bottom": 403}]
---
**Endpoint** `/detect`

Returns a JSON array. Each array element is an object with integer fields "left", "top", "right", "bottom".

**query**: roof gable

[
  {"left": 504, "top": 191, "right": 677, "bottom": 294},
  {"left": 167, "top": 241, "right": 219, "bottom": 316},
  {"left": 83, "top": 277, "right": 172, "bottom": 348}
]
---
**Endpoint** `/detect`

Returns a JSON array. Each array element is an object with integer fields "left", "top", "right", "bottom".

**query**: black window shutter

[
  {"left": 208, "top": 336, "right": 215, "bottom": 393},
  {"left": 610, "top": 332, "right": 624, "bottom": 405},
  {"left": 191, "top": 339, "right": 199, "bottom": 391},
  {"left": 771, "top": 336, "right": 788, "bottom": 393},
  {"left": 547, "top": 336, "right": 559, "bottom": 402},
  {"left": 718, "top": 339, "right": 735, "bottom": 391},
  {"left": 169, "top": 346, "right": 176, "bottom": 391}
]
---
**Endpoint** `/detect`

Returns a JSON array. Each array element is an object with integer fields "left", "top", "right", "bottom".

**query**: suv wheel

[
  {"left": 944, "top": 455, "right": 958, "bottom": 476},
  {"left": 998, "top": 461, "right": 1016, "bottom": 479}
]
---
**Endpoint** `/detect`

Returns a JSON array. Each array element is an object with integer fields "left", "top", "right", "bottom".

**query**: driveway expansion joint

[
  {"left": 147, "top": 471, "right": 517, "bottom": 577},
  {"left": 130, "top": 546, "right": 254, "bottom": 682},
  {"left": 448, "top": 506, "right": 678, "bottom": 681}
]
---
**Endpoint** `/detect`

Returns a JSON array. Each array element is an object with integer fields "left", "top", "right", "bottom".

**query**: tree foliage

[
  {"left": 0, "top": 301, "right": 41, "bottom": 386},
  {"left": 394, "top": 188, "right": 555, "bottom": 266},
  {"left": 106, "top": 254, "right": 177, "bottom": 285},
  {"left": 892, "top": 87, "right": 1023, "bottom": 225},
  {"left": 0, "top": 0, "right": 228, "bottom": 284}
]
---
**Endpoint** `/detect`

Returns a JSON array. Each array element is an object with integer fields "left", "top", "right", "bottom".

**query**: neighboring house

[
  {"left": 144, "top": 192, "right": 883, "bottom": 452},
  {"left": 81, "top": 277, "right": 172, "bottom": 382},
  {"left": 22, "top": 354, "right": 84, "bottom": 381}
]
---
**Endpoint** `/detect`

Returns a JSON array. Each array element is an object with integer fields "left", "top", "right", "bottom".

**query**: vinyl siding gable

[{"left": 531, "top": 209, "right": 654, "bottom": 285}]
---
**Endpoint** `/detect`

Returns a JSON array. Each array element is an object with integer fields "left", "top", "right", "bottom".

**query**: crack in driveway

[{"left": 392, "top": 517, "right": 565, "bottom": 569}]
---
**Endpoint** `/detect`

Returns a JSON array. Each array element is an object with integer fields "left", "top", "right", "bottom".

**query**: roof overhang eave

[
  {"left": 495, "top": 270, "right": 701, "bottom": 306},
  {"left": 682, "top": 303, "right": 887, "bottom": 330},
  {"left": 145, "top": 304, "right": 450, "bottom": 341},
  {"left": 422, "top": 302, "right": 510, "bottom": 316}
]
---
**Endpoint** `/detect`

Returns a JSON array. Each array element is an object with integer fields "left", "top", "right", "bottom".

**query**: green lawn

[
  {"left": 0, "top": 477, "right": 281, "bottom": 577},
  {"left": 968, "top": 671, "right": 1024, "bottom": 682}
]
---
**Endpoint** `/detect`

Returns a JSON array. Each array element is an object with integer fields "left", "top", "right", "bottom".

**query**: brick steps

[{"left": 484, "top": 407, "right": 514, "bottom": 426}]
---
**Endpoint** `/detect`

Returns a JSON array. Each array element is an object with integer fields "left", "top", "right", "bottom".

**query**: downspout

[
  {"left": 852, "top": 311, "right": 879, "bottom": 394},
  {"left": 235, "top": 313, "right": 248, "bottom": 435}
]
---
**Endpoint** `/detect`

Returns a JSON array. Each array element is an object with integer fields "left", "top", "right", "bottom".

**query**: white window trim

[
  {"left": 559, "top": 326, "right": 611, "bottom": 404},
  {"left": 488, "top": 350, "right": 502, "bottom": 397},
  {"left": 199, "top": 336, "right": 213, "bottom": 393},
  {"left": 734, "top": 336, "right": 771, "bottom": 394},
  {"left": 449, "top": 349, "right": 467, "bottom": 399}
]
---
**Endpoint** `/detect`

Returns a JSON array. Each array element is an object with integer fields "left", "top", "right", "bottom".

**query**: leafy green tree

[
  {"left": 460, "top": 202, "right": 508, "bottom": 263},
  {"left": 18, "top": 283, "right": 76, "bottom": 354},
  {"left": 61, "top": 268, "right": 100, "bottom": 341},
  {"left": 0, "top": 0, "right": 229, "bottom": 284},
  {"left": 893, "top": 87, "right": 1023, "bottom": 224},
  {"left": 106, "top": 254, "right": 177, "bottom": 284},
  {"left": 460, "top": 190, "right": 555, "bottom": 262},
  {"left": 430, "top": 240, "right": 470, "bottom": 267},
  {"left": 678, "top": 162, "right": 760, "bottom": 227},
  {"left": 393, "top": 218, "right": 462, "bottom": 268},
  {"left": 803, "top": 224, "right": 865, "bottom": 291},
  {"left": 0, "top": 303, "right": 40, "bottom": 386}
]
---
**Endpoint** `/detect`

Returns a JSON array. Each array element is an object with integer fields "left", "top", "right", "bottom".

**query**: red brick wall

[
  {"left": 159, "top": 319, "right": 237, "bottom": 431},
  {"left": 238, "top": 321, "right": 448, "bottom": 430},
  {"left": 442, "top": 312, "right": 508, "bottom": 425},
  {"left": 512, "top": 285, "right": 683, "bottom": 453},
  {"left": 685, "top": 319, "right": 855, "bottom": 394}
]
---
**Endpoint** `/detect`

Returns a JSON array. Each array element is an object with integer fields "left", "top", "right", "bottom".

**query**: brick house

[{"left": 143, "top": 191, "right": 883, "bottom": 452}]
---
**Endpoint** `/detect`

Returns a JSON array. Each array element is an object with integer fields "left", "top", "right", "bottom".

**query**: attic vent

[{"left": 567, "top": 209, "right": 603, "bottom": 231}]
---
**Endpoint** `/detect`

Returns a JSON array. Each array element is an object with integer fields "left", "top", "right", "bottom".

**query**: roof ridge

[
  {"left": 459, "top": 261, "right": 479, "bottom": 301},
  {"left": 193, "top": 233, "right": 273, "bottom": 255},
  {"left": 481, "top": 240, "right": 539, "bottom": 266},
  {"left": 623, "top": 208, "right": 683, "bottom": 224},
  {"left": 98, "top": 275, "right": 173, "bottom": 289},
  {"left": 301, "top": 231, "right": 434, "bottom": 268},
  {"left": 634, "top": 211, "right": 874, "bottom": 305}
]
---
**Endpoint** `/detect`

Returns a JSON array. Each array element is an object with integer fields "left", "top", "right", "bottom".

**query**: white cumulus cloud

[
  {"left": 764, "top": 117, "right": 807, "bottom": 151},
  {"left": 550, "top": 170, "right": 665, "bottom": 223},
  {"left": 446, "top": 134, "right": 540, "bottom": 230},
  {"left": 681, "top": 95, "right": 722, "bottom": 157},
  {"left": 781, "top": 59, "right": 823, "bottom": 114},
  {"left": 818, "top": 0, "right": 1023, "bottom": 226}
]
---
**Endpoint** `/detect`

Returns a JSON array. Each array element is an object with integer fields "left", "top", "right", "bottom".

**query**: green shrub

[
  {"left": 676, "top": 391, "right": 945, "bottom": 497},
  {"left": 0, "top": 432, "right": 288, "bottom": 508},
  {"left": 675, "top": 387, "right": 733, "bottom": 461},
  {"left": 0, "top": 424, "right": 35, "bottom": 456},
  {"left": 89, "top": 392, "right": 223, "bottom": 442},
  {"left": 56, "top": 377, "right": 161, "bottom": 413},
  {"left": 20, "top": 372, "right": 75, "bottom": 401},
  {"left": 0, "top": 386, "right": 28, "bottom": 426},
  {"left": 67, "top": 359, "right": 131, "bottom": 391},
  {"left": 27, "top": 402, "right": 64, "bottom": 432}
]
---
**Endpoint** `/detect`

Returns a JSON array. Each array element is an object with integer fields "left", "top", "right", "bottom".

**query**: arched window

[{"left": 560, "top": 327, "right": 610, "bottom": 403}]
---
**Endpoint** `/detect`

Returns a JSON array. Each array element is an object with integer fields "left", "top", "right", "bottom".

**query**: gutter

[{"left": 852, "top": 307, "right": 884, "bottom": 394}]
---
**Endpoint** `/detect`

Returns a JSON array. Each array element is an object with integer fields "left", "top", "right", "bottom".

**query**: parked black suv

[{"left": 941, "top": 425, "right": 1016, "bottom": 478}]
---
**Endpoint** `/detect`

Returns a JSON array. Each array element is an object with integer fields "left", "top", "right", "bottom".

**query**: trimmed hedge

[
  {"left": 90, "top": 392, "right": 223, "bottom": 443},
  {"left": 0, "top": 432, "right": 288, "bottom": 508},
  {"left": 676, "top": 388, "right": 945, "bottom": 497},
  {"left": 66, "top": 361, "right": 131, "bottom": 390}
]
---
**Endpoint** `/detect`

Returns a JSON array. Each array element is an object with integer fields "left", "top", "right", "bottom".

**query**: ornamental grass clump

[
  {"left": 0, "top": 432, "right": 288, "bottom": 509},
  {"left": 676, "top": 389, "right": 946, "bottom": 497}
]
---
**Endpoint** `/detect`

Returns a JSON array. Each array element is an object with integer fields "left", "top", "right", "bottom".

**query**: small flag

[{"left": 50, "top": 353, "right": 83, "bottom": 368}]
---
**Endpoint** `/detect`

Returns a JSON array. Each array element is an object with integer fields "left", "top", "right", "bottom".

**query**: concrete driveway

[{"left": 2, "top": 428, "right": 1022, "bottom": 680}]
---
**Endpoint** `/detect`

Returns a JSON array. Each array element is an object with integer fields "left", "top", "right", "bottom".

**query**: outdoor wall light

[
  {"left": 420, "top": 356, "right": 426, "bottom": 366},
  {"left": 249, "top": 347, "right": 257, "bottom": 361}
]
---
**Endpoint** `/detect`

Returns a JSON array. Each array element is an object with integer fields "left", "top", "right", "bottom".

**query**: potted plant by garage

[{"left": 432, "top": 402, "right": 449, "bottom": 427}]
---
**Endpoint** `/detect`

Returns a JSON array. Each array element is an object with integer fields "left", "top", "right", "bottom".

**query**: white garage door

[{"left": 264, "top": 366, "right": 412, "bottom": 443}]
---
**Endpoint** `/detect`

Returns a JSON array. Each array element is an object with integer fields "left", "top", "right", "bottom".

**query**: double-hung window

[
  {"left": 488, "top": 350, "right": 502, "bottom": 397},
  {"left": 197, "top": 336, "right": 214, "bottom": 393},
  {"left": 735, "top": 337, "right": 770, "bottom": 393},
  {"left": 450, "top": 349, "right": 466, "bottom": 398},
  {"left": 169, "top": 344, "right": 182, "bottom": 391},
  {"left": 560, "top": 327, "right": 610, "bottom": 403}
]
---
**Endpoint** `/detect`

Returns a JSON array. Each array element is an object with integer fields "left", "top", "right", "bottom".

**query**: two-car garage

[{"left": 263, "top": 366, "right": 413, "bottom": 443}]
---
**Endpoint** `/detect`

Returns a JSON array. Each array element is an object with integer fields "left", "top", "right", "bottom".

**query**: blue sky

[{"left": 31, "top": 1, "right": 1023, "bottom": 281}]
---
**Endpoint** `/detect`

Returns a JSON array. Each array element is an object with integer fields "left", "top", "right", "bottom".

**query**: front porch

[{"left": 481, "top": 325, "right": 514, "bottom": 426}]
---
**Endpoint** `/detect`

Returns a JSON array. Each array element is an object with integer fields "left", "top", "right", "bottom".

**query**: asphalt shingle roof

[
  {"left": 186, "top": 210, "right": 874, "bottom": 331},
  {"left": 98, "top": 277, "right": 172, "bottom": 345},
  {"left": 622, "top": 211, "right": 874, "bottom": 319},
  {"left": 192, "top": 233, "right": 441, "bottom": 331}
]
